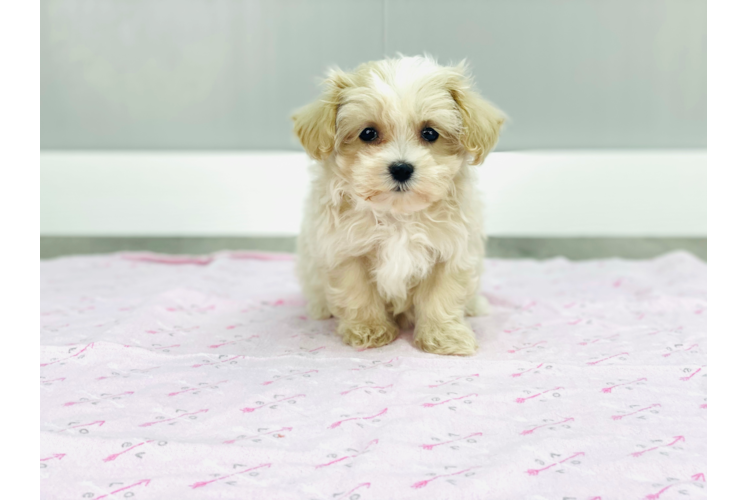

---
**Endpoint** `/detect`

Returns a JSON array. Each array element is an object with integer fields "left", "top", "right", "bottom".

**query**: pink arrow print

[
  {"left": 315, "top": 439, "right": 378, "bottom": 468},
  {"left": 663, "top": 344, "right": 698, "bottom": 357},
  {"left": 587, "top": 352, "right": 629, "bottom": 365},
  {"left": 421, "top": 432, "right": 482, "bottom": 450},
  {"left": 208, "top": 336, "right": 259, "bottom": 348},
  {"left": 41, "top": 343, "right": 94, "bottom": 367},
  {"left": 240, "top": 394, "right": 305, "bottom": 413},
  {"left": 93, "top": 479, "right": 150, "bottom": 500},
  {"left": 428, "top": 374, "right": 480, "bottom": 388},
  {"left": 192, "top": 355, "right": 245, "bottom": 368},
  {"left": 411, "top": 467, "right": 479, "bottom": 489},
  {"left": 63, "top": 391, "right": 134, "bottom": 406},
  {"left": 329, "top": 408, "right": 388, "bottom": 429},
  {"left": 507, "top": 341, "right": 546, "bottom": 353},
  {"left": 422, "top": 394, "right": 477, "bottom": 408},
  {"left": 680, "top": 367, "right": 704, "bottom": 381},
  {"left": 341, "top": 384, "right": 393, "bottom": 395},
  {"left": 57, "top": 420, "right": 105, "bottom": 432},
  {"left": 95, "top": 366, "right": 159, "bottom": 380},
  {"left": 602, "top": 377, "right": 647, "bottom": 393},
  {"left": 510, "top": 363, "right": 543, "bottom": 378},
  {"left": 644, "top": 483, "right": 679, "bottom": 500},
  {"left": 350, "top": 357, "right": 399, "bottom": 371},
  {"left": 124, "top": 343, "right": 180, "bottom": 351},
  {"left": 516, "top": 387, "right": 563, "bottom": 404},
  {"left": 631, "top": 436, "right": 685, "bottom": 457},
  {"left": 189, "top": 463, "right": 271, "bottom": 489},
  {"left": 579, "top": 334, "right": 619, "bottom": 346},
  {"left": 103, "top": 440, "right": 154, "bottom": 462},
  {"left": 612, "top": 404, "right": 661, "bottom": 420},
  {"left": 339, "top": 483, "right": 371, "bottom": 497},
  {"left": 168, "top": 381, "right": 228, "bottom": 396},
  {"left": 41, "top": 377, "right": 66, "bottom": 384},
  {"left": 139, "top": 409, "right": 208, "bottom": 427},
  {"left": 520, "top": 417, "right": 575, "bottom": 435},
  {"left": 644, "top": 473, "right": 706, "bottom": 499},
  {"left": 223, "top": 427, "right": 293, "bottom": 444},
  {"left": 40, "top": 453, "right": 66, "bottom": 462},
  {"left": 526, "top": 452, "right": 585, "bottom": 476},
  {"left": 262, "top": 370, "right": 318, "bottom": 386}
]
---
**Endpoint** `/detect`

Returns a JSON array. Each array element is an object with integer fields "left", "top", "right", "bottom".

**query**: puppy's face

[{"left": 293, "top": 56, "right": 505, "bottom": 213}]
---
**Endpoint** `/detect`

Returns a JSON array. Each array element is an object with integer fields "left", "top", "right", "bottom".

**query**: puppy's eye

[
  {"left": 421, "top": 127, "right": 439, "bottom": 142},
  {"left": 359, "top": 127, "right": 378, "bottom": 142}
]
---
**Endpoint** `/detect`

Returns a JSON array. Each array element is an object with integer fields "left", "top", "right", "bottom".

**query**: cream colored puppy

[{"left": 293, "top": 55, "right": 505, "bottom": 355}]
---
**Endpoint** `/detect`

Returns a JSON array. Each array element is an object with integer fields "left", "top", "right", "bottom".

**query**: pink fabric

[
  {"left": 119, "top": 250, "right": 295, "bottom": 265},
  {"left": 41, "top": 252, "right": 707, "bottom": 499}
]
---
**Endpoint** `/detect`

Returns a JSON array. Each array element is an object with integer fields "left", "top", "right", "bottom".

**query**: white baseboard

[{"left": 41, "top": 150, "right": 706, "bottom": 237}]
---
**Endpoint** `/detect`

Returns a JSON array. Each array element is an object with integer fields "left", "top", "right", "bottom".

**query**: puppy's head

[{"left": 293, "top": 56, "right": 505, "bottom": 213}]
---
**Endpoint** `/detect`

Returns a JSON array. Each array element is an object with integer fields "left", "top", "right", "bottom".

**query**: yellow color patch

[{"left": 706, "top": 366, "right": 720, "bottom": 432}]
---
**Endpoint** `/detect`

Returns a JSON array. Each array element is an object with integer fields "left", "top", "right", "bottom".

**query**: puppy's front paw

[
  {"left": 415, "top": 321, "right": 478, "bottom": 356},
  {"left": 337, "top": 320, "right": 399, "bottom": 349}
]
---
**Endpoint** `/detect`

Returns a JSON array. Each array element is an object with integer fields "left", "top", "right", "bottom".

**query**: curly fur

[{"left": 293, "top": 55, "right": 505, "bottom": 355}]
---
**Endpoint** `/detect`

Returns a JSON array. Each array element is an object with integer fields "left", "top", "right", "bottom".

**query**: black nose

[{"left": 389, "top": 162, "right": 414, "bottom": 183}]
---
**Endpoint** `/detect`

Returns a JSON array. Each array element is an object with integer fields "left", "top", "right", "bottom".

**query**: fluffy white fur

[{"left": 293, "top": 55, "right": 505, "bottom": 355}]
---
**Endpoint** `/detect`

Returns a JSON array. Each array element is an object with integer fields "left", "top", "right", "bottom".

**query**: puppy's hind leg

[
  {"left": 465, "top": 294, "right": 490, "bottom": 317},
  {"left": 296, "top": 245, "right": 331, "bottom": 320},
  {"left": 305, "top": 286, "right": 332, "bottom": 320}
]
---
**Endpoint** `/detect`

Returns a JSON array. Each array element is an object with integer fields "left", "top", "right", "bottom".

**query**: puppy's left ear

[
  {"left": 292, "top": 69, "right": 351, "bottom": 161},
  {"left": 448, "top": 63, "right": 507, "bottom": 165}
]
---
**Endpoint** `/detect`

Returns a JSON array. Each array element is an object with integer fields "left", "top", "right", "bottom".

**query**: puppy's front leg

[
  {"left": 413, "top": 262, "right": 479, "bottom": 356},
  {"left": 327, "top": 257, "right": 399, "bottom": 349}
]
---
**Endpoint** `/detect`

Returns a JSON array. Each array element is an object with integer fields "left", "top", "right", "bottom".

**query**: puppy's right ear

[{"left": 292, "top": 70, "right": 351, "bottom": 161}]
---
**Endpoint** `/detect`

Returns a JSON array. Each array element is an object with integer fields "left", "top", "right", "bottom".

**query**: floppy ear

[
  {"left": 448, "top": 64, "right": 506, "bottom": 165},
  {"left": 292, "top": 70, "right": 351, "bottom": 161}
]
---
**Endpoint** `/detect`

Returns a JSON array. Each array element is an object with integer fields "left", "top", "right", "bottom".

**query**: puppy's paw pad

[
  {"left": 338, "top": 321, "right": 399, "bottom": 349},
  {"left": 415, "top": 322, "right": 478, "bottom": 356}
]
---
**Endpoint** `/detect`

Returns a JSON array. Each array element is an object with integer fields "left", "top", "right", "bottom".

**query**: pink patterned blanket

[{"left": 41, "top": 251, "right": 707, "bottom": 499}]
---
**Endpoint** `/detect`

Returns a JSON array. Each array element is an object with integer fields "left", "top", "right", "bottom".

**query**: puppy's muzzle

[{"left": 388, "top": 162, "right": 414, "bottom": 185}]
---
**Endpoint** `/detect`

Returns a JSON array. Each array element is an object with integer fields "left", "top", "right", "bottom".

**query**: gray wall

[{"left": 41, "top": 0, "right": 706, "bottom": 151}]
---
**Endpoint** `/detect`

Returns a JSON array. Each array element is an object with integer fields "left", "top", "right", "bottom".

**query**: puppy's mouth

[{"left": 392, "top": 183, "right": 411, "bottom": 193}]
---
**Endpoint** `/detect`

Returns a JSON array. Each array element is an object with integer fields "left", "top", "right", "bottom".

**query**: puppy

[{"left": 292, "top": 55, "right": 505, "bottom": 355}]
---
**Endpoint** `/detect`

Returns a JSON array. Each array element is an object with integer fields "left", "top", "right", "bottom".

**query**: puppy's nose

[{"left": 389, "top": 162, "right": 414, "bottom": 183}]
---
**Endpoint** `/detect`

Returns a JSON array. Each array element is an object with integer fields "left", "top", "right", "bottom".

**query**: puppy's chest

[{"left": 369, "top": 224, "right": 438, "bottom": 299}]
